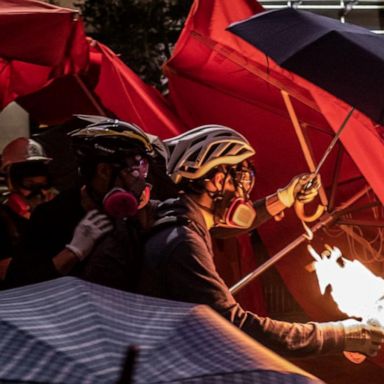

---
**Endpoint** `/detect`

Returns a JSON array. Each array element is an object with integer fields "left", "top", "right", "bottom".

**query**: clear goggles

[
  {"left": 228, "top": 161, "right": 255, "bottom": 196},
  {"left": 115, "top": 151, "right": 149, "bottom": 174}
]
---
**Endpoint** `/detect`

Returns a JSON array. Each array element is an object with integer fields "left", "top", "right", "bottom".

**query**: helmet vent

[{"left": 202, "top": 144, "right": 220, "bottom": 163}]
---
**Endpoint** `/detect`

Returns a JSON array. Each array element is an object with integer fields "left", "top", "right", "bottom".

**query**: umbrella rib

[
  {"left": 189, "top": 31, "right": 321, "bottom": 112},
  {"left": 163, "top": 64, "right": 325, "bottom": 132},
  {"left": 281, "top": 90, "right": 328, "bottom": 206},
  {"left": 74, "top": 74, "right": 106, "bottom": 116},
  {"left": 0, "top": 319, "right": 103, "bottom": 383}
]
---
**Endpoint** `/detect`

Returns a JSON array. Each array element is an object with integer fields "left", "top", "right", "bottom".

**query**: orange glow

[{"left": 308, "top": 245, "right": 384, "bottom": 324}]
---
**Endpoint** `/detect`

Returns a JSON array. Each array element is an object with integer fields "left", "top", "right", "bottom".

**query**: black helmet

[{"left": 69, "top": 115, "right": 155, "bottom": 163}]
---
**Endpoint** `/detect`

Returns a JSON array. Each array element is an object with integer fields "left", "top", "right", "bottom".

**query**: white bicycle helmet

[{"left": 164, "top": 125, "right": 255, "bottom": 184}]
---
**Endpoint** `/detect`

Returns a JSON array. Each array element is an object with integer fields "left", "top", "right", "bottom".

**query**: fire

[{"left": 308, "top": 245, "right": 384, "bottom": 325}]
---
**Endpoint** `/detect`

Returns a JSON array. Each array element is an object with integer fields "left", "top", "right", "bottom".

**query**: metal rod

[
  {"left": 335, "top": 200, "right": 380, "bottom": 216},
  {"left": 230, "top": 185, "right": 371, "bottom": 295},
  {"left": 230, "top": 214, "right": 333, "bottom": 295},
  {"left": 328, "top": 143, "right": 344, "bottom": 212},
  {"left": 262, "top": 5, "right": 384, "bottom": 10},
  {"left": 336, "top": 219, "right": 384, "bottom": 227},
  {"left": 314, "top": 107, "right": 355, "bottom": 175}
]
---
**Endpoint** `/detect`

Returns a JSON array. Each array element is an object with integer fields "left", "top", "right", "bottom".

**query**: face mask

[
  {"left": 25, "top": 192, "right": 51, "bottom": 212},
  {"left": 221, "top": 197, "right": 256, "bottom": 228},
  {"left": 102, "top": 183, "right": 152, "bottom": 219},
  {"left": 212, "top": 166, "right": 256, "bottom": 229},
  {"left": 8, "top": 184, "right": 55, "bottom": 218},
  {"left": 7, "top": 193, "right": 31, "bottom": 219},
  {"left": 102, "top": 187, "right": 139, "bottom": 219}
]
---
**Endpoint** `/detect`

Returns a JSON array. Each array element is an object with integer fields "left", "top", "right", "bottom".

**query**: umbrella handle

[
  {"left": 294, "top": 201, "right": 325, "bottom": 222},
  {"left": 343, "top": 351, "right": 366, "bottom": 364}
]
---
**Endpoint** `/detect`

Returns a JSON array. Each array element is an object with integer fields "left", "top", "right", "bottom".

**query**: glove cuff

[
  {"left": 276, "top": 188, "right": 295, "bottom": 208},
  {"left": 341, "top": 319, "right": 367, "bottom": 349},
  {"left": 315, "top": 321, "right": 345, "bottom": 353},
  {"left": 65, "top": 244, "right": 85, "bottom": 261},
  {"left": 265, "top": 193, "right": 287, "bottom": 218}
]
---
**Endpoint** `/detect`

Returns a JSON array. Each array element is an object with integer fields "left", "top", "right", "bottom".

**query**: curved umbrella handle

[
  {"left": 294, "top": 201, "right": 326, "bottom": 222},
  {"left": 343, "top": 351, "right": 366, "bottom": 364}
]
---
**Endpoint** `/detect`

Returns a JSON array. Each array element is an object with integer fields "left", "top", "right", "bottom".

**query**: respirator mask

[
  {"left": 213, "top": 162, "right": 256, "bottom": 229},
  {"left": 102, "top": 152, "right": 151, "bottom": 219},
  {"left": 8, "top": 181, "right": 54, "bottom": 219}
]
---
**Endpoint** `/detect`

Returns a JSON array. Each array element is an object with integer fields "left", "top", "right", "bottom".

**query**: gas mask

[
  {"left": 8, "top": 182, "right": 56, "bottom": 219},
  {"left": 102, "top": 152, "right": 151, "bottom": 219},
  {"left": 102, "top": 184, "right": 151, "bottom": 219},
  {"left": 213, "top": 162, "right": 256, "bottom": 229}
]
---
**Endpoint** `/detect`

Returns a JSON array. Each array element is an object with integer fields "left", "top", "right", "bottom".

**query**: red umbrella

[
  {"left": 0, "top": 0, "right": 88, "bottom": 108},
  {"left": 164, "top": 0, "right": 384, "bottom": 381},
  {"left": 1, "top": 0, "right": 184, "bottom": 139},
  {"left": 18, "top": 41, "right": 184, "bottom": 138}
]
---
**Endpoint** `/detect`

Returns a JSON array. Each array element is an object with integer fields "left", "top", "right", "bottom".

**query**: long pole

[
  {"left": 230, "top": 185, "right": 371, "bottom": 295},
  {"left": 314, "top": 107, "right": 355, "bottom": 175}
]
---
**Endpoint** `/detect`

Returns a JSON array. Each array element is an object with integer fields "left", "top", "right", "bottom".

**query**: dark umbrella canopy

[
  {"left": 0, "top": 277, "right": 323, "bottom": 384},
  {"left": 228, "top": 7, "right": 384, "bottom": 124}
]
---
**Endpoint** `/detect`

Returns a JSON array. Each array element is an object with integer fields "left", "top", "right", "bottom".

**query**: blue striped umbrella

[{"left": 0, "top": 277, "right": 323, "bottom": 384}]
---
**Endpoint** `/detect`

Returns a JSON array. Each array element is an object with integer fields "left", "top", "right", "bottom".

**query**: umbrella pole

[
  {"left": 314, "top": 106, "right": 355, "bottom": 175},
  {"left": 74, "top": 74, "right": 107, "bottom": 116},
  {"left": 116, "top": 345, "right": 139, "bottom": 384},
  {"left": 230, "top": 185, "right": 371, "bottom": 295},
  {"left": 281, "top": 90, "right": 328, "bottom": 205}
]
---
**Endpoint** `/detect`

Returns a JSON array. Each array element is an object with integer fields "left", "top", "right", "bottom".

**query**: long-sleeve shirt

[{"left": 139, "top": 194, "right": 345, "bottom": 357}]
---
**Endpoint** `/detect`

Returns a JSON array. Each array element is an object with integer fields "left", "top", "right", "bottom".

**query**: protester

[
  {"left": 139, "top": 124, "right": 384, "bottom": 357},
  {"left": 5, "top": 117, "right": 161, "bottom": 290},
  {"left": 0, "top": 138, "right": 56, "bottom": 287}
]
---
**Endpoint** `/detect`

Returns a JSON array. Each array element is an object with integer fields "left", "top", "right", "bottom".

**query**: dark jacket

[
  {"left": 5, "top": 188, "right": 156, "bottom": 291},
  {"left": 0, "top": 203, "right": 28, "bottom": 261},
  {"left": 0, "top": 202, "right": 29, "bottom": 289},
  {"left": 139, "top": 194, "right": 344, "bottom": 357}
]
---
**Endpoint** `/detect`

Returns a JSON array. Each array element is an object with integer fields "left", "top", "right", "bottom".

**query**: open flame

[{"left": 308, "top": 245, "right": 384, "bottom": 325}]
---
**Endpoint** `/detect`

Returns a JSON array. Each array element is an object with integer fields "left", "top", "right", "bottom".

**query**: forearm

[
  {"left": 5, "top": 252, "right": 60, "bottom": 288},
  {"left": 221, "top": 303, "right": 345, "bottom": 357},
  {"left": 52, "top": 248, "right": 81, "bottom": 275},
  {"left": 0, "top": 257, "right": 11, "bottom": 280}
]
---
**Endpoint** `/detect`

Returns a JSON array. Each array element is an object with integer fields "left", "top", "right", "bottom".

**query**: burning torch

[{"left": 308, "top": 244, "right": 384, "bottom": 364}]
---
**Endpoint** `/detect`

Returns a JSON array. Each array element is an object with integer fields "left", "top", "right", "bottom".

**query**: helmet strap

[{"left": 205, "top": 166, "right": 233, "bottom": 226}]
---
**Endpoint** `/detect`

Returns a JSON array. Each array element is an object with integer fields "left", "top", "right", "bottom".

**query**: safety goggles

[
  {"left": 228, "top": 161, "right": 255, "bottom": 196},
  {"left": 18, "top": 178, "right": 51, "bottom": 192},
  {"left": 115, "top": 151, "right": 149, "bottom": 175}
]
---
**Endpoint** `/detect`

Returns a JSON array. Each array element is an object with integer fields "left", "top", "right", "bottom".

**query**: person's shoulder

[{"left": 147, "top": 215, "right": 191, "bottom": 245}]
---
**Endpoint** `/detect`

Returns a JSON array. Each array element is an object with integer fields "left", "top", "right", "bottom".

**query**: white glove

[
  {"left": 342, "top": 319, "right": 384, "bottom": 357},
  {"left": 65, "top": 209, "right": 113, "bottom": 260},
  {"left": 277, "top": 173, "right": 321, "bottom": 208}
]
